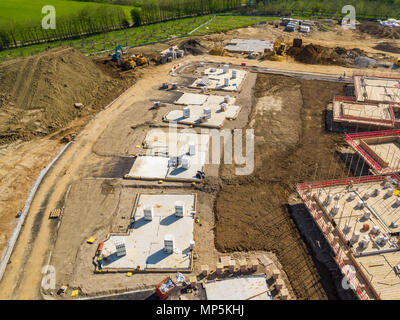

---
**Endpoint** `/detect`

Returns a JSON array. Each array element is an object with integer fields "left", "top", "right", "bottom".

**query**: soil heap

[
  {"left": 0, "top": 47, "right": 133, "bottom": 144},
  {"left": 179, "top": 39, "right": 206, "bottom": 55},
  {"left": 287, "top": 43, "right": 365, "bottom": 67},
  {"left": 359, "top": 21, "right": 400, "bottom": 39}
]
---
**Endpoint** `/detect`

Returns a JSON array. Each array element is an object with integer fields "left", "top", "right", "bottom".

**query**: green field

[
  {"left": 0, "top": 14, "right": 272, "bottom": 62},
  {"left": 0, "top": 0, "right": 133, "bottom": 23}
]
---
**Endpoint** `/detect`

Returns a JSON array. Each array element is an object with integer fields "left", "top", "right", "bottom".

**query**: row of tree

[
  {"left": 133, "top": 0, "right": 242, "bottom": 25},
  {"left": 0, "top": 6, "right": 128, "bottom": 50},
  {"left": 244, "top": 0, "right": 400, "bottom": 18},
  {"left": 2, "top": 0, "right": 398, "bottom": 51},
  {"left": 0, "top": 0, "right": 242, "bottom": 50}
]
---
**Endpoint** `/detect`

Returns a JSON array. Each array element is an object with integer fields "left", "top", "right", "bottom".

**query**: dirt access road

[
  {"left": 0, "top": 52, "right": 378, "bottom": 299},
  {"left": 0, "top": 59, "right": 180, "bottom": 300}
]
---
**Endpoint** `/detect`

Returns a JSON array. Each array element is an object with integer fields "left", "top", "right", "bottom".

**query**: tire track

[{"left": 16, "top": 56, "right": 41, "bottom": 109}]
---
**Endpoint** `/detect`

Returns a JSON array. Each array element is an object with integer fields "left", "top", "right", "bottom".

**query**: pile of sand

[{"left": 0, "top": 47, "right": 133, "bottom": 144}]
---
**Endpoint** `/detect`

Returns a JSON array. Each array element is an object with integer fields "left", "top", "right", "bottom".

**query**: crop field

[
  {"left": 0, "top": 0, "right": 132, "bottom": 23},
  {"left": 0, "top": 14, "right": 271, "bottom": 62}
]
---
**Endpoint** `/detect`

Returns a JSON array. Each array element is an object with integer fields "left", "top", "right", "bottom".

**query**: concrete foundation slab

[
  {"left": 190, "top": 68, "right": 247, "bottom": 92},
  {"left": 346, "top": 130, "right": 400, "bottom": 174},
  {"left": 205, "top": 275, "right": 272, "bottom": 300},
  {"left": 166, "top": 93, "right": 241, "bottom": 128},
  {"left": 224, "top": 38, "right": 274, "bottom": 53},
  {"left": 127, "top": 156, "right": 169, "bottom": 179},
  {"left": 100, "top": 194, "right": 195, "bottom": 271},
  {"left": 175, "top": 93, "right": 209, "bottom": 105},
  {"left": 332, "top": 97, "right": 394, "bottom": 128},
  {"left": 126, "top": 131, "right": 210, "bottom": 181},
  {"left": 297, "top": 174, "right": 400, "bottom": 300},
  {"left": 354, "top": 74, "right": 400, "bottom": 104}
]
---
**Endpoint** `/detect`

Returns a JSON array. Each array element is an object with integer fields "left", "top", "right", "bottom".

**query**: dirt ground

[
  {"left": 214, "top": 74, "right": 351, "bottom": 300},
  {"left": 1, "top": 19, "right": 400, "bottom": 300},
  {"left": 0, "top": 47, "right": 138, "bottom": 145}
]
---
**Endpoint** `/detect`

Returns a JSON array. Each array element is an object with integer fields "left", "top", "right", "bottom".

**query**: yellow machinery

[
  {"left": 274, "top": 38, "right": 286, "bottom": 55},
  {"left": 124, "top": 57, "right": 136, "bottom": 70},
  {"left": 133, "top": 53, "right": 149, "bottom": 66},
  {"left": 274, "top": 39, "right": 280, "bottom": 53},
  {"left": 262, "top": 38, "right": 285, "bottom": 61},
  {"left": 395, "top": 58, "right": 400, "bottom": 67}
]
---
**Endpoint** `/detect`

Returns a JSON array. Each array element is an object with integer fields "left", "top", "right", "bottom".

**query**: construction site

[{"left": 1, "top": 16, "right": 400, "bottom": 302}]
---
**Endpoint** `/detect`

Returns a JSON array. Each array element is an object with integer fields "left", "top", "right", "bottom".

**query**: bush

[{"left": 130, "top": 8, "right": 142, "bottom": 26}]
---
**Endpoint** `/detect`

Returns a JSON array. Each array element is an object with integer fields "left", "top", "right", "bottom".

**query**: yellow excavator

[
  {"left": 133, "top": 53, "right": 149, "bottom": 66},
  {"left": 262, "top": 38, "right": 286, "bottom": 61},
  {"left": 122, "top": 57, "right": 136, "bottom": 70}
]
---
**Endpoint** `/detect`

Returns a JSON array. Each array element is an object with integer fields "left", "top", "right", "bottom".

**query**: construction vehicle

[
  {"left": 122, "top": 57, "right": 136, "bottom": 70},
  {"left": 111, "top": 45, "right": 124, "bottom": 62},
  {"left": 274, "top": 39, "right": 286, "bottom": 55},
  {"left": 133, "top": 53, "right": 149, "bottom": 66},
  {"left": 395, "top": 58, "right": 400, "bottom": 67},
  {"left": 262, "top": 38, "right": 286, "bottom": 61},
  {"left": 110, "top": 45, "right": 150, "bottom": 70}
]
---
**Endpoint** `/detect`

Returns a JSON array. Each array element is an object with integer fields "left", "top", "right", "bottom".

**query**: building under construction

[
  {"left": 297, "top": 174, "right": 400, "bottom": 300},
  {"left": 346, "top": 130, "right": 400, "bottom": 175},
  {"left": 331, "top": 73, "right": 400, "bottom": 129}
]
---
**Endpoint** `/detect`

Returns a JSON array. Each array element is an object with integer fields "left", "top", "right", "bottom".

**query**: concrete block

[
  {"left": 228, "top": 260, "right": 236, "bottom": 273},
  {"left": 275, "top": 278, "right": 284, "bottom": 290},
  {"left": 271, "top": 268, "right": 280, "bottom": 280},
  {"left": 216, "top": 263, "right": 224, "bottom": 275},
  {"left": 250, "top": 259, "right": 259, "bottom": 271},
  {"left": 201, "top": 265, "right": 209, "bottom": 276},
  {"left": 239, "top": 259, "right": 247, "bottom": 272},
  {"left": 190, "top": 276, "right": 197, "bottom": 288},
  {"left": 220, "top": 256, "right": 231, "bottom": 267},
  {"left": 280, "top": 288, "right": 289, "bottom": 300}
]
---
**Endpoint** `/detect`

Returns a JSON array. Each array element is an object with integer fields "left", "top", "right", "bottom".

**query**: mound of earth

[
  {"left": 287, "top": 43, "right": 367, "bottom": 67},
  {"left": 179, "top": 39, "right": 206, "bottom": 55},
  {"left": 286, "top": 44, "right": 342, "bottom": 65},
  {"left": 359, "top": 21, "right": 400, "bottom": 39},
  {"left": 373, "top": 42, "right": 400, "bottom": 54},
  {"left": 0, "top": 47, "right": 136, "bottom": 144}
]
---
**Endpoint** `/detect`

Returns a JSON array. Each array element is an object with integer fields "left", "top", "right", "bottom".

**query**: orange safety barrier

[
  {"left": 334, "top": 95, "right": 357, "bottom": 102},
  {"left": 346, "top": 130, "right": 400, "bottom": 172}
]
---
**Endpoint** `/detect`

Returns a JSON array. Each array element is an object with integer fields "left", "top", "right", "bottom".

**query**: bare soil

[
  {"left": 215, "top": 74, "right": 350, "bottom": 299},
  {"left": 0, "top": 47, "right": 137, "bottom": 145},
  {"left": 359, "top": 21, "right": 400, "bottom": 40},
  {"left": 1, "top": 20, "right": 400, "bottom": 300}
]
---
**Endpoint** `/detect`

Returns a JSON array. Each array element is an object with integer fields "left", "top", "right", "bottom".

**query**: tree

[{"left": 131, "top": 8, "right": 143, "bottom": 26}]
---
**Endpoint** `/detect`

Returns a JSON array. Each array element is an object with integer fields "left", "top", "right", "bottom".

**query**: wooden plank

[{"left": 49, "top": 208, "right": 62, "bottom": 219}]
